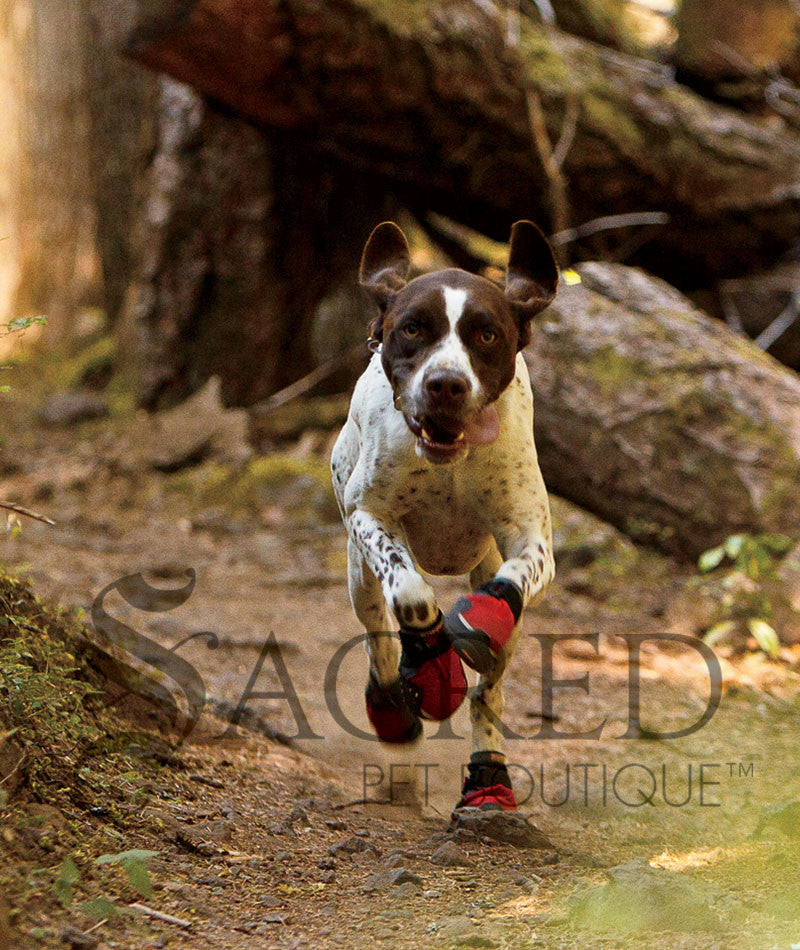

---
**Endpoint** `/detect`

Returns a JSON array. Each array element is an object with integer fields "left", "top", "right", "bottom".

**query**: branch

[
  {"left": 550, "top": 211, "right": 670, "bottom": 246},
  {"left": 249, "top": 342, "right": 366, "bottom": 416},
  {"left": 754, "top": 289, "right": 800, "bottom": 351},
  {"left": 0, "top": 502, "right": 55, "bottom": 526}
]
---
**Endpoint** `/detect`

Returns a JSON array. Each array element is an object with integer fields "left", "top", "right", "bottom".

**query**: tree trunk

[
  {"left": 129, "top": 80, "right": 392, "bottom": 409},
  {"left": 0, "top": 1, "right": 21, "bottom": 330},
  {"left": 527, "top": 263, "right": 800, "bottom": 559},
  {"left": 84, "top": 1, "right": 160, "bottom": 326},
  {"left": 98, "top": 0, "right": 800, "bottom": 290},
  {"left": 8, "top": 0, "right": 100, "bottom": 340}
]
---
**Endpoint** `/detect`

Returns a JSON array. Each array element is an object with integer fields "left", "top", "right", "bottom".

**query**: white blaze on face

[{"left": 410, "top": 286, "right": 483, "bottom": 407}]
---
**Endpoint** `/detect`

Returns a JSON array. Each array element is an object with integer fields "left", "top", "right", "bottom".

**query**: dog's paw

[{"left": 389, "top": 573, "right": 438, "bottom": 629}]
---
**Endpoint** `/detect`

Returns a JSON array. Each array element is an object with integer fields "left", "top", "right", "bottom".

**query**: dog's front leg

[{"left": 347, "top": 509, "right": 439, "bottom": 629}]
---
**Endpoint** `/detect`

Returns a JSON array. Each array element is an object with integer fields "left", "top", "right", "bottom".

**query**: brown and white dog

[{"left": 331, "top": 220, "right": 559, "bottom": 811}]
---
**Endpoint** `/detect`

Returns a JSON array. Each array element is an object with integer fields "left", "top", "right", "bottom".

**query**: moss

[
  {"left": 0, "top": 570, "right": 106, "bottom": 798},
  {"left": 167, "top": 454, "right": 340, "bottom": 525},
  {"left": 10, "top": 333, "right": 116, "bottom": 396},
  {"left": 359, "top": 0, "right": 433, "bottom": 35},
  {"left": 582, "top": 95, "right": 645, "bottom": 153},
  {"left": 580, "top": 345, "right": 647, "bottom": 394},
  {"left": 518, "top": 28, "right": 573, "bottom": 89}
]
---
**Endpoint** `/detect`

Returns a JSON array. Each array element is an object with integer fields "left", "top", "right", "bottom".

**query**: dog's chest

[{"left": 393, "top": 464, "right": 495, "bottom": 575}]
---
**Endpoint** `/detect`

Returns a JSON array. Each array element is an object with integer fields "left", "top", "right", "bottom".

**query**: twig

[
  {"left": 550, "top": 212, "right": 669, "bottom": 247},
  {"left": 754, "top": 288, "right": 800, "bottom": 350},
  {"left": 129, "top": 903, "right": 192, "bottom": 928},
  {"left": 421, "top": 211, "right": 669, "bottom": 272},
  {"left": 719, "top": 289, "right": 745, "bottom": 334},
  {"left": 528, "top": 0, "right": 556, "bottom": 25},
  {"left": 333, "top": 798, "right": 392, "bottom": 810},
  {"left": 0, "top": 501, "right": 55, "bottom": 526},
  {"left": 552, "top": 94, "right": 579, "bottom": 171},
  {"left": 524, "top": 87, "right": 571, "bottom": 244},
  {"left": 249, "top": 342, "right": 366, "bottom": 416},
  {"left": 84, "top": 918, "right": 109, "bottom": 934}
]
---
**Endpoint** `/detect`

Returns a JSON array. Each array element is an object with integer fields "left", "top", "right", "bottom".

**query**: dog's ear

[
  {"left": 505, "top": 220, "right": 559, "bottom": 348},
  {"left": 359, "top": 222, "right": 411, "bottom": 314}
]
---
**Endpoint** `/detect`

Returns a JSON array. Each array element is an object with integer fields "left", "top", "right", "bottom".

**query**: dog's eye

[
  {"left": 402, "top": 321, "right": 421, "bottom": 339},
  {"left": 479, "top": 329, "right": 498, "bottom": 345}
]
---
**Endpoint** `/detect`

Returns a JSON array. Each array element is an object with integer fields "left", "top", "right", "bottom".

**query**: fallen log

[
  {"left": 528, "top": 263, "right": 800, "bottom": 558},
  {"left": 98, "top": 0, "right": 800, "bottom": 289}
]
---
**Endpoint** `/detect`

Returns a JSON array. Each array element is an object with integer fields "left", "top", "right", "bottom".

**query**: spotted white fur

[{"left": 331, "top": 351, "right": 555, "bottom": 757}]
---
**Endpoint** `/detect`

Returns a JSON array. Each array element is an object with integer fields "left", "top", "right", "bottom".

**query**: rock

[
  {"left": 362, "top": 867, "right": 423, "bottom": 893},
  {"left": 330, "top": 835, "right": 377, "bottom": 858},
  {"left": 448, "top": 809, "right": 556, "bottom": 851},
  {"left": 437, "top": 916, "right": 473, "bottom": 939},
  {"left": 430, "top": 840, "right": 471, "bottom": 867},
  {"left": 568, "top": 858, "right": 721, "bottom": 932},
  {"left": 60, "top": 927, "right": 99, "bottom": 949},
  {"left": 269, "top": 821, "right": 296, "bottom": 836},
  {"left": 455, "top": 937, "right": 499, "bottom": 949},
  {"left": 256, "top": 894, "right": 284, "bottom": 908},
  {"left": 317, "top": 857, "right": 336, "bottom": 870},
  {"left": 513, "top": 875, "right": 541, "bottom": 893},
  {"left": 41, "top": 392, "right": 108, "bottom": 427},
  {"left": 423, "top": 889, "right": 441, "bottom": 898},
  {"left": 325, "top": 819, "right": 347, "bottom": 831},
  {"left": 122, "top": 376, "right": 252, "bottom": 471},
  {"left": 391, "top": 882, "right": 419, "bottom": 899}
]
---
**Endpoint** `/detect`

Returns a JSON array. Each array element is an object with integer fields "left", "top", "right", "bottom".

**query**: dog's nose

[{"left": 425, "top": 370, "right": 470, "bottom": 403}]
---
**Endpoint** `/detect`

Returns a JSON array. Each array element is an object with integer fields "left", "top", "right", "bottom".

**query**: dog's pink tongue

[{"left": 463, "top": 405, "right": 500, "bottom": 446}]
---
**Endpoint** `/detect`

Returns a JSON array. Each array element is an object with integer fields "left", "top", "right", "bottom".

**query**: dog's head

[{"left": 359, "top": 220, "right": 558, "bottom": 464}]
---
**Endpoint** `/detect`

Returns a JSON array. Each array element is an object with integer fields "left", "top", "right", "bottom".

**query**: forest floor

[{"left": 1, "top": 340, "right": 799, "bottom": 949}]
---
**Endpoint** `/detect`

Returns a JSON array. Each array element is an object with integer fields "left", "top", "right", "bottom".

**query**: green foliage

[
  {"left": 1, "top": 314, "right": 47, "bottom": 394},
  {"left": 95, "top": 849, "right": 159, "bottom": 899},
  {"left": 0, "top": 571, "right": 104, "bottom": 795},
  {"left": 53, "top": 856, "right": 79, "bottom": 906},
  {"left": 698, "top": 533, "right": 796, "bottom": 658},
  {"left": 80, "top": 896, "right": 118, "bottom": 920},
  {"left": 4, "top": 315, "right": 48, "bottom": 335}
]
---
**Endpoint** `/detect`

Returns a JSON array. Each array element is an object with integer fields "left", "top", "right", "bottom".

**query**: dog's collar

[{"left": 368, "top": 337, "right": 403, "bottom": 411}]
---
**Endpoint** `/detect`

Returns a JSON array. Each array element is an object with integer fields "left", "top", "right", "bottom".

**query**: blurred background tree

[{"left": 4, "top": 0, "right": 800, "bottom": 555}]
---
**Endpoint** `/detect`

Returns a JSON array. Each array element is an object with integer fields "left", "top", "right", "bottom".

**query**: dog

[{"left": 331, "top": 219, "right": 559, "bottom": 811}]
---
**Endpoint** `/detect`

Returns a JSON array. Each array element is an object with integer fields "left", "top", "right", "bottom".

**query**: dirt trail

[{"left": 1, "top": 379, "right": 799, "bottom": 949}]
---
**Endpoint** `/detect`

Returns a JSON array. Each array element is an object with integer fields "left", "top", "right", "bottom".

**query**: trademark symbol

[{"left": 727, "top": 761, "right": 755, "bottom": 779}]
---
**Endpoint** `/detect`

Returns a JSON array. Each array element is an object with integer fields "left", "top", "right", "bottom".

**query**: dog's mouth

[{"left": 405, "top": 406, "right": 500, "bottom": 462}]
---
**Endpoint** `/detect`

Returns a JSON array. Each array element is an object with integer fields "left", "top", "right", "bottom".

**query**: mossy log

[
  {"left": 528, "top": 263, "right": 800, "bottom": 558},
  {"left": 100, "top": 0, "right": 800, "bottom": 289}
]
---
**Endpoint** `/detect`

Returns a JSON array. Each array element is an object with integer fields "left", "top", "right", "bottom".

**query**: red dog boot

[
  {"left": 399, "top": 613, "right": 468, "bottom": 721},
  {"left": 443, "top": 580, "right": 523, "bottom": 676},
  {"left": 365, "top": 673, "right": 422, "bottom": 744},
  {"left": 455, "top": 751, "right": 517, "bottom": 811}
]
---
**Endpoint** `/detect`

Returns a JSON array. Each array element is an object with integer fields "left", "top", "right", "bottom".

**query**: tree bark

[
  {"left": 84, "top": 1, "right": 160, "bottom": 326},
  {"left": 527, "top": 263, "right": 800, "bottom": 559},
  {"left": 129, "top": 79, "right": 391, "bottom": 409},
  {"left": 8, "top": 0, "right": 101, "bottom": 340},
  {"left": 98, "top": 0, "right": 800, "bottom": 290}
]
